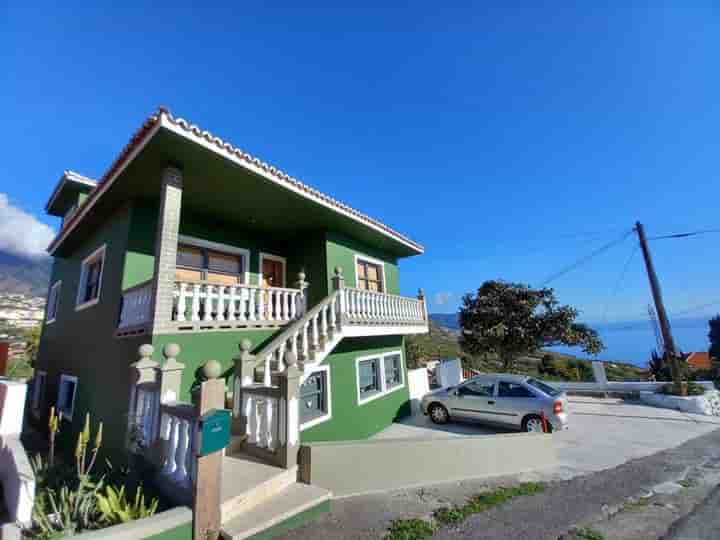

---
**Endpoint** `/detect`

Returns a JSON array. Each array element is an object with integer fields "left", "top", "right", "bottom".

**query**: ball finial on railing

[
  {"left": 139, "top": 344, "right": 154, "bottom": 359},
  {"left": 239, "top": 339, "right": 252, "bottom": 353},
  {"left": 334, "top": 266, "right": 343, "bottom": 276},
  {"left": 163, "top": 343, "right": 180, "bottom": 360},
  {"left": 203, "top": 359, "right": 222, "bottom": 380},
  {"left": 284, "top": 351, "right": 298, "bottom": 368}
]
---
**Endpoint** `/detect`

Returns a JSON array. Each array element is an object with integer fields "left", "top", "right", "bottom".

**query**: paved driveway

[{"left": 375, "top": 396, "right": 720, "bottom": 480}]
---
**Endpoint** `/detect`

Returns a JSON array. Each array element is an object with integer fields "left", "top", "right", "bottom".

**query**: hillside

[{"left": 0, "top": 251, "right": 51, "bottom": 296}]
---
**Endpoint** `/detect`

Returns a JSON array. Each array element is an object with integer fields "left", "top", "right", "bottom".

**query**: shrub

[
  {"left": 386, "top": 519, "right": 435, "bottom": 540},
  {"left": 96, "top": 485, "right": 159, "bottom": 526}
]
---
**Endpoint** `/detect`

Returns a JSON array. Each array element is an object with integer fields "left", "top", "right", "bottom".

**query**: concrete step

[
  {"left": 220, "top": 454, "right": 298, "bottom": 523},
  {"left": 220, "top": 482, "right": 331, "bottom": 540}
]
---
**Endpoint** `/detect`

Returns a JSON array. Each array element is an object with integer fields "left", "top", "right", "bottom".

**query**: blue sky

[{"left": 2, "top": 2, "right": 719, "bottom": 324}]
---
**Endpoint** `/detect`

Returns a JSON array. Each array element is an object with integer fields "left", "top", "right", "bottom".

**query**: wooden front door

[{"left": 262, "top": 258, "right": 285, "bottom": 288}]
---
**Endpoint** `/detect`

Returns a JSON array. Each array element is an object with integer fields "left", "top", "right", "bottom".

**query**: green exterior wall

[
  {"left": 122, "top": 202, "right": 158, "bottom": 289},
  {"left": 324, "top": 231, "right": 400, "bottom": 295},
  {"left": 300, "top": 335, "right": 411, "bottom": 443},
  {"left": 36, "top": 205, "right": 146, "bottom": 464},
  {"left": 151, "top": 330, "right": 276, "bottom": 401}
]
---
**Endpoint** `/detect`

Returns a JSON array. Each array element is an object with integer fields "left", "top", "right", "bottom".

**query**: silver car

[{"left": 421, "top": 373, "right": 569, "bottom": 432}]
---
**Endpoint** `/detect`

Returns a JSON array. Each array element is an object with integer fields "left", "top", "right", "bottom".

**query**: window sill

[
  {"left": 45, "top": 318, "right": 56, "bottom": 325},
  {"left": 358, "top": 382, "right": 405, "bottom": 406},
  {"left": 75, "top": 297, "right": 100, "bottom": 312},
  {"left": 300, "top": 411, "right": 332, "bottom": 431}
]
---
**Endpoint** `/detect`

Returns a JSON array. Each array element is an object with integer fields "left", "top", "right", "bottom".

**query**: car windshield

[{"left": 526, "top": 378, "right": 561, "bottom": 397}]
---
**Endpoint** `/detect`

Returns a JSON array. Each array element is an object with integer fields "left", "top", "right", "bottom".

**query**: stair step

[
  {"left": 220, "top": 455, "right": 298, "bottom": 523},
  {"left": 220, "top": 482, "right": 331, "bottom": 540}
]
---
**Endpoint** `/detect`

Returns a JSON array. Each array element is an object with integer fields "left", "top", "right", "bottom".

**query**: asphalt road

[{"left": 434, "top": 427, "right": 720, "bottom": 540}]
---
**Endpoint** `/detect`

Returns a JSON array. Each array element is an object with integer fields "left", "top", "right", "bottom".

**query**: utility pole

[{"left": 635, "top": 221, "right": 684, "bottom": 392}]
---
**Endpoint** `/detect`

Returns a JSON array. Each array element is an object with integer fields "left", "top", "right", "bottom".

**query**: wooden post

[{"left": 192, "top": 360, "right": 225, "bottom": 540}]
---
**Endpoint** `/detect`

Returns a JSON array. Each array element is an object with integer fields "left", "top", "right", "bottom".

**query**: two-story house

[{"left": 34, "top": 107, "right": 428, "bottom": 464}]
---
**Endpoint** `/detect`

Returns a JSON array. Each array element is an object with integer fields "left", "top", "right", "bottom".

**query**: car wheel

[
  {"left": 428, "top": 403, "right": 449, "bottom": 424},
  {"left": 522, "top": 415, "right": 549, "bottom": 433}
]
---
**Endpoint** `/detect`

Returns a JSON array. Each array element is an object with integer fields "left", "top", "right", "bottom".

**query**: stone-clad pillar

[
  {"left": 149, "top": 167, "right": 183, "bottom": 334},
  {"left": 276, "top": 351, "right": 301, "bottom": 469}
]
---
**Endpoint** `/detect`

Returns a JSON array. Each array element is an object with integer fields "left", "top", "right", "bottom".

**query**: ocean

[
  {"left": 548, "top": 317, "right": 711, "bottom": 366},
  {"left": 429, "top": 313, "right": 712, "bottom": 367}
]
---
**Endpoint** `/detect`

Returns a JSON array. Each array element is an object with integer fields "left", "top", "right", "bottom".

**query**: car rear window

[{"left": 526, "top": 378, "right": 561, "bottom": 397}]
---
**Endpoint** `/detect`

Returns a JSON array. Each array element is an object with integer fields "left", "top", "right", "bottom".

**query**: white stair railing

[
  {"left": 158, "top": 402, "right": 197, "bottom": 487},
  {"left": 342, "top": 287, "right": 426, "bottom": 326},
  {"left": 241, "top": 386, "right": 280, "bottom": 451}
]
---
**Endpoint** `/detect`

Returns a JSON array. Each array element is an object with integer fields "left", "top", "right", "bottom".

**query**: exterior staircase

[{"left": 219, "top": 453, "right": 331, "bottom": 540}]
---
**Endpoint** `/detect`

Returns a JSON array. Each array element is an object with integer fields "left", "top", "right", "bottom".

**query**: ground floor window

[
  {"left": 300, "top": 366, "right": 332, "bottom": 430},
  {"left": 57, "top": 374, "right": 78, "bottom": 420},
  {"left": 356, "top": 350, "right": 405, "bottom": 405},
  {"left": 32, "top": 371, "right": 47, "bottom": 415}
]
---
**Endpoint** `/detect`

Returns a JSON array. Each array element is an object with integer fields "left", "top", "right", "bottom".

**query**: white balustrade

[
  {"left": 119, "top": 280, "right": 154, "bottom": 329},
  {"left": 158, "top": 403, "right": 197, "bottom": 487},
  {"left": 131, "top": 383, "right": 160, "bottom": 448},
  {"left": 242, "top": 387, "right": 279, "bottom": 451},
  {"left": 173, "top": 282, "right": 306, "bottom": 326},
  {"left": 341, "top": 288, "right": 426, "bottom": 325}
]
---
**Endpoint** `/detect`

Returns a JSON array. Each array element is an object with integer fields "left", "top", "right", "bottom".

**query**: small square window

[
  {"left": 384, "top": 353, "right": 403, "bottom": 389},
  {"left": 300, "top": 371, "right": 327, "bottom": 424},
  {"left": 46, "top": 281, "right": 61, "bottom": 323},
  {"left": 358, "top": 358, "right": 381, "bottom": 398},
  {"left": 57, "top": 374, "right": 78, "bottom": 420},
  {"left": 355, "top": 257, "right": 384, "bottom": 293},
  {"left": 76, "top": 245, "right": 106, "bottom": 310}
]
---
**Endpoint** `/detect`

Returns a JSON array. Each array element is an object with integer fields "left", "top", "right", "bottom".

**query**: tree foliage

[
  {"left": 709, "top": 315, "right": 720, "bottom": 361},
  {"left": 459, "top": 281, "right": 603, "bottom": 371}
]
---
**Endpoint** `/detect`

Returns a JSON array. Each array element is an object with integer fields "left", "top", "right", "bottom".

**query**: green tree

[
  {"left": 459, "top": 281, "right": 603, "bottom": 371},
  {"left": 709, "top": 315, "right": 720, "bottom": 361},
  {"left": 23, "top": 325, "right": 41, "bottom": 366}
]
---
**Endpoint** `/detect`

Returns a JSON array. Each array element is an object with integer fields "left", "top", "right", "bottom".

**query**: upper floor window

[
  {"left": 46, "top": 281, "right": 61, "bottom": 323},
  {"left": 355, "top": 256, "right": 385, "bottom": 292},
  {"left": 176, "top": 236, "right": 248, "bottom": 285},
  {"left": 76, "top": 245, "right": 106, "bottom": 310}
]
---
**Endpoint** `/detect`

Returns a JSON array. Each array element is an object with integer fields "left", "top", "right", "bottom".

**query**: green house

[{"left": 33, "top": 107, "right": 428, "bottom": 469}]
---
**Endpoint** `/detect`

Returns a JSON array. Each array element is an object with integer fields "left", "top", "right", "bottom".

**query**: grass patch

[
  {"left": 568, "top": 527, "right": 605, "bottom": 540},
  {"left": 433, "top": 482, "right": 545, "bottom": 525},
  {"left": 385, "top": 518, "right": 436, "bottom": 540}
]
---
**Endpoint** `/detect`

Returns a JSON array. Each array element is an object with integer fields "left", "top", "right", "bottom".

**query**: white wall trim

[
  {"left": 355, "top": 350, "right": 405, "bottom": 406},
  {"left": 177, "top": 234, "right": 250, "bottom": 284},
  {"left": 75, "top": 244, "right": 107, "bottom": 311},
  {"left": 258, "top": 252, "right": 287, "bottom": 287},
  {"left": 45, "top": 280, "right": 62, "bottom": 324},
  {"left": 57, "top": 374, "right": 78, "bottom": 421},
  {"left": 353, "top": 254, "right": 387, "bottom": 293},
  {"left": 300, "top": 364, "right": 332, "bottom": 431}
]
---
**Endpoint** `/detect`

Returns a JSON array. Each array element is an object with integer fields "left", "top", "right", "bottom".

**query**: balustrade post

[
  {"left": 128, "top": 344, "right": 159, "bottom": 450},
  {"left": 417, "top": 288, "right": 427, "bottom": 321},
  {"left": 295, "top": 270, "right": 309, "bottom": 317},
  {"left": 158, "top": 343, "right": 185, "bottom": 403},
  {"left": 232, "top": 339, "right": 256, "bottom": 436},
  {"left": 332, "top": 266, "right": 346, "bottom": 324},
  {"left": 276, "top": 351, "right": 301, "bottom": 469}
]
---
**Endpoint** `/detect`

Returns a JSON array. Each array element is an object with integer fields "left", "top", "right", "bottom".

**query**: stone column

[
  {"left": 331, "top": 266, "right": 346, "bottom": 323},
  {"left": 232, "top": 339, "right": 256, "bottom": 436},
  {"left": 276, "top": 351, "right": 301, "bottom": 469},
  {"left": 158, "top": 343, "right": 185, "bottom": 404},
  {"left": 149, "top": 166, "right": 183, "bottom": 334},
  {"left": 294, "top": 271, "right": 309, "bottom": 315}
]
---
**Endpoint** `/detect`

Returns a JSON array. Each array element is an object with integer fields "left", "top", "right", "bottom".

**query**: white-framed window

[
  {"left": 57, "top": 374, "right": 78, "bottom": 420},
  {"left": 299, "top": 365, "right": 332, "bottom": 430},
  {"left": 32, "top": 371, "right": 47, "bottom": 416},
  {"left": 76, "top": 244, "right": 106, "bottom": 310},
  {"left": 46, "top": 281, "right": 61, "bottom": 324},
  {"left": 176, "top": 235, "right": 250, "bottom": 285},
  {"left": 353, "top": 254, "right": 386, "bottom": 293},
  {"left": 259, "top": 252, "right": 287, "bottom": 288},
  {"left": 355, "top": 350, "right": 405, "bottom": 405}
]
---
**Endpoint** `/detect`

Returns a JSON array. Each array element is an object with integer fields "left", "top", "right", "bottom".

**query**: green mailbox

[{"left": 197, "top": 409, "right": 231, "bottom": 457}]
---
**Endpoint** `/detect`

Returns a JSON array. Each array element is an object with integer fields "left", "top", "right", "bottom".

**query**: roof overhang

[
  {"left": 45, "top": 171, "right": 97, "bottom": 217},
  {"left": 47, "top": 108, "right": 425, "bottom": 257}
]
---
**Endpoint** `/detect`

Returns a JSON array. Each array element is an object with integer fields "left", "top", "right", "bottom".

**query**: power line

[
  {"left": 539, "top": 229, "right": 634, "bottom": 287},
  {"left": 600, "top": 243, "right": 638, "bottom": 324},
  {"left": 649, "top": 228, "right": 720, "bottom": 240}
]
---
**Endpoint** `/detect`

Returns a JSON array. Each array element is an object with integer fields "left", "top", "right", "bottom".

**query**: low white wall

[
  {"left": 66, "top": 507, "right": 192, "bottom": 539},
  {"left": 639, "top": 389, "right": 720, "bottom": 416},
  {"left": 0, "top": 380, "right": 27, "bottom": 437},
  {"left": 549, "top": 380, "right": 716, "bottom": 394},
  {"left": 299, "top": 432, "right": 556, "bottom": 498},
  {"left": 436, "top": 358, "right": 463, "bottom": 388},
  {"left": 0, "top": 436, "right": 35, "bottom": 526},
  {"left": 407, "top": 368, "right": 430, "bottom": 414}
]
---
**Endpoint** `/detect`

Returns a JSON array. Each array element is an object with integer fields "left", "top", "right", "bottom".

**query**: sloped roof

[
  {"left": 44, "top": 170, "right": 97, "bottom": 214},
  {"left": 48, "top": 107, "right": 424, "bottom": 255}
]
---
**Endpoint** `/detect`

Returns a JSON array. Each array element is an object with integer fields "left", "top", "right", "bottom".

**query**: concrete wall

[
  {"left": 549, "top": 380, "right": 716, "bottom": 394},
  {"left": 66, "top": 507, "right": 191, "bottom": 540},
  {"left": 407, "top": 367, "right": 429, "bottom": 414},
  {"left": 436, "top": 358, "right": 463, "bottom": 388},
  {"left": 0, "top": 436, "right": 35, "bottom": 526},
  {"left": 298, "top": 432, "right": 556, "bottom": 497}
]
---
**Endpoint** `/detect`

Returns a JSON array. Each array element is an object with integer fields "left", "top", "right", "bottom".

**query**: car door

[
  {"left": 448, "top": 378, "right": 497, "bottom": 423},
  {"left": 493, "top": 380, "right": 539, "bottom": 428}
]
